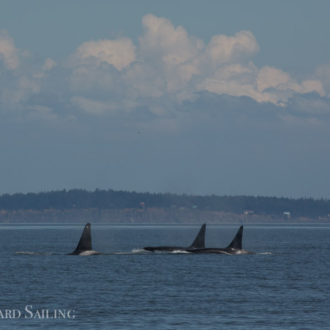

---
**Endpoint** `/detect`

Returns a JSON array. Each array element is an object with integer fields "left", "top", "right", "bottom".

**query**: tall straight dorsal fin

[
  {"left": 226, "top": 225, "right": 243, "bottom": 250},
  {"left": 189, "top": 223, "right": 206, "bottom": 248},
  {"left": 72, "top": 223, "right": 92, "bottom": 253}
]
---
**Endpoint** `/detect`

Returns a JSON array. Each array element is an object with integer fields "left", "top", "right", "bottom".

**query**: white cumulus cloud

[
  {"left": 75, "top": 38, "right": 136, "bottom": 71},
  {"left": 257, "top": 66, "right": 324, "bottom": 96},
  {"left": 140, "top": 14, "right": 203, "bottom": 67},
  {"left": 198, "top": 64, "right": 325, "bottom": 106},
  {"left": 0, "top": 15, "right": 328, "bottom": 122},
  {"left": 70, "top": 14, "right": 325, "bottom": 113},
  {"left": 206, "top": 31, "right": 259, "bottom": 66},
  {"left": 0, "top": 30, "right": 19, "bottom": 70}
]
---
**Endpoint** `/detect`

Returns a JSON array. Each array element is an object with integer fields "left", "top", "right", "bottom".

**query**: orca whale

[
  {"left": 187, "top": 225, "right": 253, "bottom": 255},
  {"left": 143, "top": 223, "right": 206, "bottom": 252},
  {"left": 69, "top": 223, "right": 100, "bottom": 255}
]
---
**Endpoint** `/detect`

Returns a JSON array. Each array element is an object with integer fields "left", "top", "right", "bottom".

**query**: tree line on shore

[{"left": 0, "top": 189, "right": 329, "bottom": 219}]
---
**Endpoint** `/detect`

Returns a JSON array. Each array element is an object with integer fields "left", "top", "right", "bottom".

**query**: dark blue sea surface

[{"left": 0, "top": 223, "right": 330, "bottom": 329}]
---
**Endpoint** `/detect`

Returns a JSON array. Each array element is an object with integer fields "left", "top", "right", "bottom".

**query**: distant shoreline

[
  {"left": 1, "top": 189, "right": 330, "bottom": 223},
  {"left": 0, "top": 207, "right": 328, "bottom": 224}
]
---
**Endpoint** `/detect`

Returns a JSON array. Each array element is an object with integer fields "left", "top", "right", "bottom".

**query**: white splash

[
  {"left": 78, "top": 250, "right": 100, "bottom": 256},
  {"left": 171, "top": 250, "right": 191, "bottom": 254},
  {"left": 131, "top": 248, "right": 146, "bottom": 253}
]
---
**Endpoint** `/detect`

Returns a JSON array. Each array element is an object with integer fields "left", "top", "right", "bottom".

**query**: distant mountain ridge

[{"left": 0, "top": 189, "right": 330, "bottom": 219}]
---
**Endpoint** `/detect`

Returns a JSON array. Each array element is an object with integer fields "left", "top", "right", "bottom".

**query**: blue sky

[{"left": 1, "top": 0, "right": 330, "bottom": 198}]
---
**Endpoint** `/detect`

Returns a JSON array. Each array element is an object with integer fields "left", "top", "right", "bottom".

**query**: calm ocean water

[{"left": 0, "top": 223, "right": 330, "bottom": 329}]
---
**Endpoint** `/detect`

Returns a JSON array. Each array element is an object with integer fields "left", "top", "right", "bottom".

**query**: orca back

[
  {"left": 189, "top": 223, "right": 206, "bottom": 249},
  {"left": 72, "top": 223, "right": 92, "bottom": 254},
  {"left": 226, "top": 225, "right": 243, "bottom": 250}
]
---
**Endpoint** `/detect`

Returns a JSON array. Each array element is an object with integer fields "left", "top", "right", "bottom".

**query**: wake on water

[
  {"left": 15, "top": 250, "right": 272, "bottom": 256},
  {"left": 15, "top": 251, "right": 56, "bottom": 256}
]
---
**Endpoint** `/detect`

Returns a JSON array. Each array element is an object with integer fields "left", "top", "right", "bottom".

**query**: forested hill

[{"left": 0, "top": 189, "right": 330, "bottom": 219}]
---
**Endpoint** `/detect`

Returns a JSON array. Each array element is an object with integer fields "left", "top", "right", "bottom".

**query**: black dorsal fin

[
  {"left": 73, "top": 223, "right": 92, "bottom": 253},
  {"left": 189, "top": 223, "right": 206, "bottom": 248},
  {"left": 226, "top": 225, "right": 243, "bottom": 250}
]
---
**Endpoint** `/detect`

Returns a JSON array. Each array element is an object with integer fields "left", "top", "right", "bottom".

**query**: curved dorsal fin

[
  {"left": 73, "top": 223, "right": 92, "bottom": 253},
  {"left": 189, "top": 223, "right": 206, "bottom": 248},
  {"left": 226, "top": 225, "right": 243, "bottom": 250}
]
